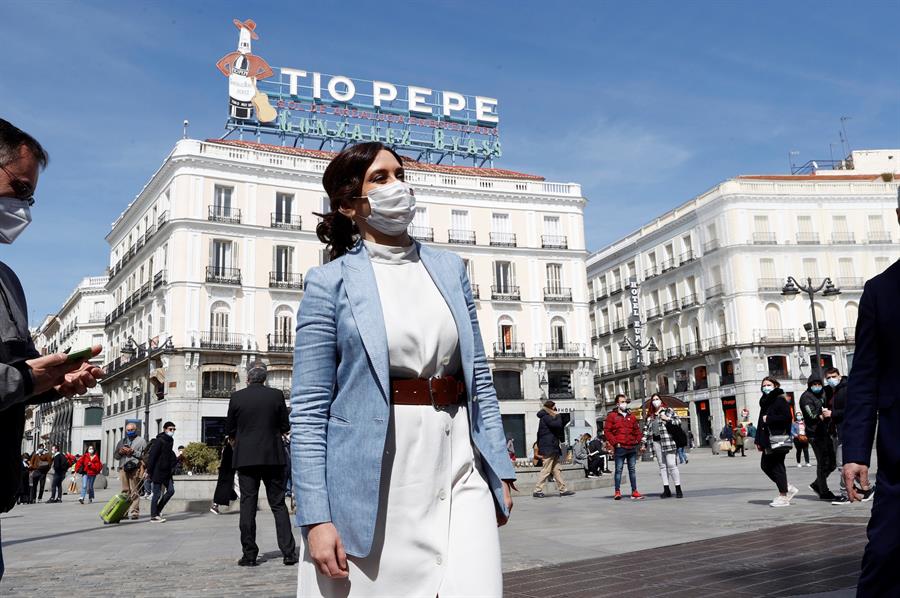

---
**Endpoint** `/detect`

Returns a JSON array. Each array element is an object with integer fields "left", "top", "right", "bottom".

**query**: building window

[
  {"left": 550, "top": 319, "right": 566, "bottom": 349},
  {"left": 547, "top": 370, "right": 573, "bottom": 400},
  {"left": 211, "top": 239, "right": 234, "bottom": 272},
  {"left": 202, "top": 371, "right": 237, "bottom": 398},
  {"left": 268, "top": 370, "right": 292, "bottom": 396},
  {"left": 501, "top": 414, "right": 526, "bottom": 458},
  {"left": 493, "top": 261, "right": 515, "bottom": 292},
  {"left": 275, "top": 192, "right": 294, "bottom": 223},
  {"left": 720, "top": 360, "right": 735, "bottom": 385},
  {"left": 657, "top": 373, "right": 670, "bottom": 394},
  {"left": 274, "top": 245, "right": 294, "bottom": 280},
  {"left": 674, "top": 369, "right": 688, "bottom": 393},
  {"left": 694, "top": 366, "right": 708, "bottom": 390},
  {"left": 201, "top": 417, "right": 228, "bottom": 448},
  {"left": 210, "top": 302, "right": 230, "bottom": 338},
  {"left": 767, "top": 355, "right": 789, "bottom": 379},
  {"left": 494, "top": 371, "right": 522, "bottom": 400},
  {"left": 84, "top": 406, "right": 103, "bottom": 426},
  {"left": 546, "top": 263, "right": 563, "bottom": 293}
]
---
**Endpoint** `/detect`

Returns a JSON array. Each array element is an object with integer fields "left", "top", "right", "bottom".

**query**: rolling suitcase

[{"left": 99, "top": 492, "right": 134, "bottom": 524}]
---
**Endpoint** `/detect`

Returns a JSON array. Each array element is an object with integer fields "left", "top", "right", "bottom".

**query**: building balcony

[
  {"left": 832, "top": 232, "right": 856, "bottom": 244},
  {"left": 609, "top": 285, "right": 623, "bottom": 296},
  {"left": 271, "top": 213, "right": 302, "bottom": 230},
  {"left": 539, "top": 342, "right": 584, "bottom": 358},
  {"left": 489, "top": 232, "right": 517, "bottom": 247},
  {"left": 679, "top": 250, "right": 696, "bottom": 265},
  {"left": 867, "top": 231, "right": 892, "bottom": 244},
  {"left": 206, "top": 266, "right": 241, "bottom": 285},
  {"left": 448, "top": 229, "right": 476, "bottom": 245},
  {"left": 612, "top": 320, "right": 627, "bottom": 332},
  {"left": 752, "top": 232, "right": 777, "bottom": 245},
  {"left": 660, "top": 258, "right": 677, "bottom": 272},
  {"left": 703, "top": 239, "right": 720, "bottom": 253},
  {"left": 598, "top": 364, "right": 614, "bottom": 377},
  {"left": 88, "top": 311, "right": 105, "bottom": 323},
  {"left": 662, "top": 300, "right": 680, "bottom": 315},
  {"left": 681, "top": 294, "right": 699, "bottom": 309},
  {"left": 269, "top": 271, "right": 304, "bottom": 290},
  {"left": 665, "top": 347, "right": 682, "bottom": 361},
  {"left": 594, "top": 288, "right": 609, "bottom": 301},
  {"left": 493, "top": 342, "right": 526, "bottom": 358},
  {"left": 644, "top": 266, "right": 658, "bottom": 279},
  {"left": 202, "top": 388, "right": 235, "bottom": 399},
  {"left": 706, "top": 284, "right": 724, "bottom": 299},
  {"left": 208, "top": 206, "right": 242, "bottom": 224},
  {"left": 844, "top": 327, "right": 856, "bottom": 342},
  {"left": 756, "top": 329, "right": 796, "bottom": 344},
  {"left": 267, "top": 333, "right": 294, "bottom": 353},
  {"left": 613, "top": 360, "right": 629, "bottom": 373},
  {"left": 409, "top": 225, "right": 434, "bottom": 242},
  {"left": 705, "top": 333, "right": 735, "bottom": 351},
  {"left": 804, "top": 327, "right": 836, "bottom": 341},
  {"left": 471, "top": 284, "right": 480, "bottom": 299},
  {"left": 491, "top": 285, "right": 520, "bottom": 301},
  {"left": 543, "top": 287, "right": 572, "bottom": 302},
  {"left": 758, "top": 278, "right": 784, "bottom": 292},
  {"left": 683, "top": 341, "right": 700, "bottom": 356},
  {"left": 596, "top": 326, "right": 611, "bottom": 337},
  {"left": 836, "top": 277, "right": 864, "bottom": 290},
  {"left": 199, "top": 331, "right": 245, "bottom": 351},
  {"left": 541, "top": 235, "right": 568, "bottom": 249},
  {"left": 153, "top": 270, "right": 167, "bottom": 289},
  {"left": 796, "top": 232, "right": 820, "bottom": 245},
  {"left": 646, "top": 306, "right": 662, "bottom": 320}
]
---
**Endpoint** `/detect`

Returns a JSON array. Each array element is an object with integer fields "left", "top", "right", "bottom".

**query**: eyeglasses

[{"left": 0, "top": 164, "right": 35, "bottom": 206}]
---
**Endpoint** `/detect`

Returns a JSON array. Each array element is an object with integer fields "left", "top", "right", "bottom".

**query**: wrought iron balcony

[
  {"left": 409, "top": 225, "right": 434, "bottom": 242},
  {"left": 202, "top": 387, "right": 234, "bottom": 399},
  {"left": 758, "top": 278, "right": 784, "bottom": 292},
  {"left": 683, "top": 341, "right": 700, "bottom": 356},
  {"left": 612, "top": 320, "right": 627, "bottom": 332},
  {"left": 660, "top": 258, "right": 677, "bottom": 272},
  {"left": 832, "top": 232, "right": 856, "bottom": 244},
  {"left": 596, "top": 325, "right": 611, "bottom": 337},
  {"left": 541, "top": 235, "right": 568, "bottom": 249},
  {"left": 269, "top": 271, "right": 304, "bottom": 289},
  {"left": 644, "top": 266, "right": 658, "bottom": 279},
  {"left": 663, "top": 300, "right": 680, "bottom": 315},
  {"left": 804, "top": 327, "right": 836, "bottom": 341},
  {"left": 836, "top": 277, "right": 863, "bottom": 290},
  {"left": 208, "top": 206, "right": 242, "bottom": 224},
  {"left": 703, "top": 239, "right": 720, "bottom": 253},
  {"left": 756, "top": 329, "right": 796, "bottom": 344},
  {"left": 844, "top": 327, "right": 856, "bottom": 342},
  {"left": 705, "top": 333, "right": 735, "bottom": 351},
  {"left": 206, "top": 266, "right": 241, "bottom": 285},
  {"left": 199, "top": 331, "right": 245, "bottom": 351},
  {"left": 153, "top": 270, "right": 167, "bottom": 289},
  {"left": 646, "top": 306, "right": 662, "bottom": 320},
  {"left": 491, "top": 285, "right": 520, "bottom": 301},
  {"left": 267, "top": 333, "right": 294, "bottom": 353},
  {"left": 489, "top": 232, "right": 517, "bottom": 247},
  {"left": 493, "top": 342, "right": 526, "bottom": 358},
  {"left": 448, "top": 229, "right": 476, "bottom": 245},
  {"left": 679, "top": 250, "right": 696, "bottom": 264},
  {"left": 271, "top": 213, "right": 302, "bottom": 230},
  {"left": 681, "top": 294, "right": 699, "bottom": 309},
  {"left": 868, "top": 231, "right": 892, "bottom": 244},
  {"left": 88, "top": 311, "right": 105, "bottom": 323},
  {"left": 752, "top": 232, "right": 777, "bottom": 245},
  {"left": 705, "top": 284, "right": 724, "bottom": 299},
  {"left": 796, "top": 232, "right": 820, "bottom": 245},
  {"left": 665, "top": 347, "right": 682, "bottom": 360},
  {"left": 541, "top": 342, "right": 584, "bottom": 358},
  {"left": 543, "top": 287, "right": 572, "bottom": 302}
]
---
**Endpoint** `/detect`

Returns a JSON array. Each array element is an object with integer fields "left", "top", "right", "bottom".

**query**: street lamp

[
  {"left": 782, "top": 276, "right": 841, "bottom": 379},
  {"left": 618, "top": 335, "right": 660, "bottom": 403}
]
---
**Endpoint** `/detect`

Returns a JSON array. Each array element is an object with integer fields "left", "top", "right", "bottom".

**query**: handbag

[
  {"left": 767, "top": 434, "right": 793, "bottom": 454},
  {"left": 664, "top": 421, "right": 688, "bottom": 448},
  {"left": 796, "top": 434, "right": 808, "bottom": 444}
]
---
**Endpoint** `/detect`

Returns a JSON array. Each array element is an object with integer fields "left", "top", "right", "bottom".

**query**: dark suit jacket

[
  {"left": 226, "top": 384, "right": 289, "bottom": 469},
  {"left": 844, "top": 260, "right": 900, "bottom": 466}
]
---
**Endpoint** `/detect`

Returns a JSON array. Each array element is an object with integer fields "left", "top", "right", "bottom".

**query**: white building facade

[
  {"left": 30, "top": 276, "right": 109, "bottom": 454},
  {"left": 99, "top": 138, "right": 594, "bottom": 466},
  {"left": 587, "top": 150, "right": 900, "bottom": 443}
]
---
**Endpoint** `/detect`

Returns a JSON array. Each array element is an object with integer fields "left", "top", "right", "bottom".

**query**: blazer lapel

[
  {"left": 342, "top": 244, "right": 391, "bottom": 401},
  {"left": 418, "top": 243, "right": 475, "bottom": 389}
]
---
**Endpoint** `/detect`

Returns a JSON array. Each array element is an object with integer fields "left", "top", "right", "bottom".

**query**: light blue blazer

[{"left": 290, "top": 240, "right": 516, "bottom": 558}]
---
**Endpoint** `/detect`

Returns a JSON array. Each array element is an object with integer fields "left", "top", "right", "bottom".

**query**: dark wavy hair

[{"left": 317, "top": 142, "right": 405, "bottom": 260}]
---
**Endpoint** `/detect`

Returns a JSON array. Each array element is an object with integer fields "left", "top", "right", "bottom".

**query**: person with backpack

[
  {"left": 644, "top": 394, "right": 685, "bottom": 499},
  {"left": 75, "top": 445, "right": 102, "bottom": 504}
]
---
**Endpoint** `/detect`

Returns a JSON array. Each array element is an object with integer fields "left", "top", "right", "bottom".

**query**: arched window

[
  {"left": 765, "top": 303, "right": 782, "bottom": 331},
  {"left": 210, "top": 301, "right": 230, "bottom": 342},
  {"left": 694, "top": 365, "right": 708, "bottom": 390},
  {"left": 274, "top": 305, "right": 294, "bottom": 340},
  {"left": 550, "top": 317, "right": 566, "bottom": 350},
  {"left": 716, "top": 310, "right": 727, "bottom": 337},
  {"left": 845, "top": 302, "right": 859, "bottom": 331},
  {"left": 497, "top": 316, "right": 516, "bottom": 351}
]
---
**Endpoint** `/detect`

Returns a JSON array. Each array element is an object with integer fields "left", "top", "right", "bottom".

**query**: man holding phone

[{"left": 0, "top": 118, "right": 105, "bottom": 580}]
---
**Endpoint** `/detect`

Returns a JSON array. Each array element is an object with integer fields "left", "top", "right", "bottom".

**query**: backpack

[{"left": 665, "top": 421, "right": 688, "bottom": 448}]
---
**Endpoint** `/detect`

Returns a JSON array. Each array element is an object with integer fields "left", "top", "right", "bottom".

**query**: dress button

[
  {"left": 436, "top": 555, "right": 443, "bottom": 565},
  {"left": 439, "top": 489, "right": 447, "bottom": 500}
]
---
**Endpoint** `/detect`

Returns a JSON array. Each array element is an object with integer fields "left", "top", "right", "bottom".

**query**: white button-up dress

[{"left": 298, "top": 241, "right": 502, "bottom": 597}]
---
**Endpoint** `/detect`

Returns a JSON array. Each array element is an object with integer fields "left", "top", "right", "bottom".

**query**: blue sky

[{"left": 3, "top": 0, "right": 900, "bottom": 324}]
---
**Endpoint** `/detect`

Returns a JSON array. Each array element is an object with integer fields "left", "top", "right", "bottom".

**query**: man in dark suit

[
  {"left": 843, "top": 195, "right": 898, "bottom": 596},
  {"left": 226, "top": 361, "right": 296, "bottom": 567}
]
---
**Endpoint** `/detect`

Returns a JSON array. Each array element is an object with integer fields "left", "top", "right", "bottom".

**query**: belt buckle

[{"left": 428, "top": 377, "right": 443, "bottom": 411}]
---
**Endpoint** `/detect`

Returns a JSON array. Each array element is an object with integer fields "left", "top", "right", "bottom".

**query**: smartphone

[{"left": 65, "top": 347, "right": 95, "bottom": 363}]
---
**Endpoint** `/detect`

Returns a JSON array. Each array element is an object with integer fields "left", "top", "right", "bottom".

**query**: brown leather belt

[{"left": 391, "top": 376, "right": 466, "bottom": 408}]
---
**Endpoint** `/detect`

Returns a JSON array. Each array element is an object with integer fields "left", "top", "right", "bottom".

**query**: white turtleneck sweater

[{"left": 364, "top": 240, "right": 461, "bottom": 379}]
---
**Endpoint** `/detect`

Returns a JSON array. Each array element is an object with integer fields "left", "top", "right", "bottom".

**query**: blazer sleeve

[
  {"left": 458, "top": 257, "right": 516, "bottom": 481},
  {"left": 225, "top": 398, "right": 237, "bottom": 439},
  {"left": 291, "top": 267, "right": 338, "bottom": 526},
  {"left": 843, "top": 279, "right": 880, "bottom": 466}
]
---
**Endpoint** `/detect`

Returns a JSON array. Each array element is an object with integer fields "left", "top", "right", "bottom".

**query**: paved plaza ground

[{"left": 1, "top": 447, "right": 872, "bottom": 596}]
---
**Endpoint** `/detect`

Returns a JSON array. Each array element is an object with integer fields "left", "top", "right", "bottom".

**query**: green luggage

[{"left": 99, "top": 492, "right": 133, "bottom": 524}]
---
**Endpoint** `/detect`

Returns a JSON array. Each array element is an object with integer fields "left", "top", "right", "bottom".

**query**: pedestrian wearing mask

[
  {"left": 756, "top": 377, "right": 798, "bottom": 507},
  {"left": 533, "top": 400, "right": 575, "bottom": 497},
  {"left": 720, "top": 423, "right": 735, "bottom": 457},
  {"left": 47, "top": 445, "right": 67, "bottom": 503},
  {"left": 800, "top": 376, "right": 838, "bottom": 500},
  {"left": 733, "top": 424, "right": 747, "bottom": 457},
  {"left": 292, "top": 143, "right": 515, "bottom": 596},
  {"left": 644, "top": 394, "right": 684, "bottom": 499},
  {"left": 825, "top": 367, "right": 871, "bottom": 505},
  {"left": 114, "top": 423, "right": 147, "bottom": 519},
  {"left": 572, "top": 433, "right": 592, "bottom": 479},
  {"left": 28, "top": 444, "right": 52, "bottom": 502},
  {"left": 791, "top": 412, "right": 811, "bottom": 468},
  {"left": 604, "top": 394, "right": 645, "bottom": 500},
  {"left": 146, "top": 422, "right": 177, "bottom": 522},
  {"left": 75, "top": 445, "right": 102, "bottom": 504}
]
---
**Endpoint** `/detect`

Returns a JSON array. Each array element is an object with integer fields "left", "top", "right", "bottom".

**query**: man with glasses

[
  {"left": 147, "top": 421, "right": 178, "bottom": 523},
  {"left": 0, "top": 119, "right": 104, "bottom": 579}
]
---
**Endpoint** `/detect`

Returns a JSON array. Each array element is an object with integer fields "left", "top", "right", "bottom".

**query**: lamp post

[
  {"left": 121, "top": 335, "right": 175, "bottom": 440},
  {"left": 619, "top": 336, "right": 660, "bottom": 405},
  {"left": 782, "top": 276, "right": 841, "bottom": 379}
]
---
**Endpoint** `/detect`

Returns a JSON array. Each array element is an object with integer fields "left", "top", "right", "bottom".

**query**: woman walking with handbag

[
  {"left": 644, "top": 394, "right": 684, "bottom": 499},
  {"left": 76, "top": 445, "right": 102, "bottom": 504},
  {"left": 292, "top": 142, "right": 516, "bottom": 597},
  {"left": 755, "top": 377, "right": 798, "bottom": 507}
]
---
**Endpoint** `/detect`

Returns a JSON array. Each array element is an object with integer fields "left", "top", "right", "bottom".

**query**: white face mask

[
  {"left": 652, "top": 399, "right": 662, "bottom": 408},
  {"left": 361, "top": 181, "right": 416, "bottom": 236},
  {"left": 165, "top": 430, "right": 175, "bottom": 437},
  {"left": 88, "top": 448, "right": 94, "bottom": 454},
  {"left": 617, "top": 403, "right": 628, "bottom": 412},
  {"left": 0, "top": 197, "right": 32, "bottom": 244}
]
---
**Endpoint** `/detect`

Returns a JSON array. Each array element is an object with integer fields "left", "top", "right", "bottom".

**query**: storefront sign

[{"left": 216, "top": 19, "right": 501, "bottom": 162}]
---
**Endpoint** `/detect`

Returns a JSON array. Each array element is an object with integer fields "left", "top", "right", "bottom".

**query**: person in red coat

[
  {"left": 76, "top": 445, "right": 102, "bottom": 504},
  {"left": 604, "top": 394, "right": 645, "bottom": 500}
]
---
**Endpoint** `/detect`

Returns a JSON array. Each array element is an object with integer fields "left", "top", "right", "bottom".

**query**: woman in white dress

[{"left": 291, "top": 142, "right": 517, "bottom": 597}]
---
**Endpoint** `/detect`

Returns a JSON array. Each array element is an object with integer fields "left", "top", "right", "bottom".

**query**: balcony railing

[
  {"left": 489, "top": 232, "right": 517, "bottom": 247},
  {"left": 796, "top": 232, "right": 820, "bottom": 245},
  {"left": 271, "top": 213, "right": 302, "bottom": 230},
  {"left": 471, "top": 284, "right": 480, "bottom": 299},
  {"left": 836, "top": 277, "right": 864, "bottom": 290},
  {"left": 681, "top": 294, "right": 699, "bottom": 309},
  {"left": 832, "top": 232, "right": 856, "bottom": 244},
  {"left": 199, "top": 331, "right": 245, "bottom": 351},
  {"left": 596, "top": 325, "right": 610, "bottom": 337},
  {"left": 868, "top": 231, "right": 892, "bottom": 244},
  {"left": 208, "top": 206, "right": 242, "bottom": 224},
  {"left": 705, "top": 333, "right": 735, "bottom": 351},
  {"left": 609, "top": 285, "right": 623, "bottom": 296},
  {"left": 665, "top": 347, "right": 682, "bottom": 360},
  {"left": 541, "top": 342, "right": 584, "bottom": 357},
  {"left": 644, "top": 266, "right": 658, "bottom": 279},
  {"left": 660, "top": 258, "right": 677, "bottom": 272},
  {"left": 269, "top": 271, "right": 304, "bottom": 289},
  {"left": 448, "top": 229, "right": 476, "bottom": 245},
  {"left": 805, "top": 327, "right": 836, "bottom": 341},
  {"left": 491, "top": 285, "right": 520, "bottom": 301},
  {"left": 758, "top": 278, "right": 784, "bottom": 292},
  {"left": 541, "top": 235, "right": 568, "bottom": 249},
  {"left": 493, "top": 342, "right": 526, "bottom": 358},
  {"left": 752, "top": 232, "right": 777, "bottom": 245},
  {"left": 267, "top": 333, "right": 294, "bottom": 352},
  {"left": 706, "top": 284, "right": 724, "bottom": 299},
  {"left": 88, "top": 311, "right": 105, "bottom": 323},
  {"left": 613, "top": 360, "right": 629, "bottom": 373},
  {"left": 844, "top": 327, "right": 856, "bottom": 342},
  {"left": 202, "top": 387, "right": 235, "bottom": 399},
  {"left": 612, "top": 320, "right": 627, "bottom": 332},
  {"left": 543, "top": 287, "right": 572, "bottom": 302},
  {"left": 663, "top": 300, "right": 680, "bottom": 315},
  {"left": 703, "top": 239, "right": 720, "bottom": 253},
  {"left": 206, "top": 266, "right": 241, "bottom": 285},
  {"left": 679, "top": 250, "right": 696, "bottom": 264},
  {"left": 409, "top": 225, "right": 434, "bottom": 242},
  {"left": 153, "top": 270, "right": 167, "bottom": 289},
  {"left": 757, "top": 329, "right": 796, "bottom": 343},
  {"left": 646, "top": 306, "right": 661, "bottom": 320},
  {"left": 683, "top": 341, "right": 700, "bottom": 356}
]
